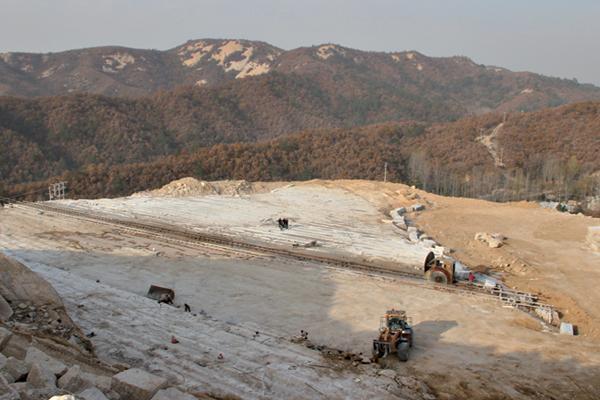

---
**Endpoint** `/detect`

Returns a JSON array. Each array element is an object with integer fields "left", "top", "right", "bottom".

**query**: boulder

[
  {"left": 151, "top": 387, "right": 196, "bottom": 400},
  {"left": 407, "top": 227, "right": 420, "bottom": 242},
  {"left": 25, "top": 347, "right": 67, "bottom": 376},
  {"left": 390, "top": 207, "right": 406, "bottom": 219},
  {"left": 474, "top": 232, "right": 504, "bottom": 248},
  {"left": 27, "top": 363, "right": 56, "bottom": 389},
  {"left": 0, "top": 374, "right": 20, "bottom": 400},
  {"left": 83, "top": 374, "right": 111, "bottom": 393},
  {"left": 79, "top": 387, "right": 110, "bottom": 400},
  {"left": 0, "top": 327, "right": 12, "bottom": 351},
  {"left": 111, "top": 369, "right": 167, "bottom": 400},
  {"left": 58, "top": 365, "right": 111, "bottom": 393},
  {"left": 420, "top": 239, "right": 437, "bottom": 248},
  {"left": 411, "top": 204, "right": 425, "bottom": 212},
  {"left": 58, "top": 365, "right": 84, "bottom": 392},
  {"left": 0, "top": 296, "right": 13, "bottom": 322},
  {"left": 2, "top": 357, "right": 29, "bottom": 383}
]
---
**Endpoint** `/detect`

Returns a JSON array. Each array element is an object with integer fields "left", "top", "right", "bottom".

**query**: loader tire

[
  {"left": 397, "top": 342, "right": 410, "bottom": 362},
  {"left": 429, "top": 269, "right": 448, "bottom": 284}
]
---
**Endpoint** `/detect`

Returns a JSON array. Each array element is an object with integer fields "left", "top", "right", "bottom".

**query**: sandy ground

[
  {"left": 308, "top": 180, "right": 600, "bottom": 337},
  {"left": 1, "top": 181, "right": 600, "bottom": 398}
]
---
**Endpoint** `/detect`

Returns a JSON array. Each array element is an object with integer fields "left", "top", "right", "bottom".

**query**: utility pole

[
  {"left": 383, "top": 162, "right": 388, "bottom": 183},
  {"left": 48, "top": 181, "right": 67, "bottom": 200}
]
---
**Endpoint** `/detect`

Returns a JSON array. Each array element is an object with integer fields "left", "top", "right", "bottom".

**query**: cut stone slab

[
  {"left": 0, "top": 296, "right": 13, "bottom": 322},
  {"left": 0, "top": 327, "right": 12, "bottom": 351},
  {"left": 0, "top": 374, "right": 20, "bottom": 399},
  {"left": 407, "top": 227, "right": 420, "bottom": 242},
  {"left": 25, "top": 347, "right": 67, "bottom": 376},
  {"left": 111, "top": 368, "right": 167, "bottom": 400},
  {"left": 2, "top": 357, "right": 29, "bottom": 383},
  {"left": 27, "top": 363, "right": 57, "bottom": 389},
  {"left": 151, "top": 387, "right": 197, "bottom": 400},
  {"left": 390, "top": 207, "right": 406, "bottom": 219},
  {"left": 83, "top": 373, "right": 111, "bottom": 393},
  {"left": 79, "top": 386, "right": 109, "bottom": 400},
  {"left": 58, "top": 365, "right": 84, "bottom": 392},
  {"left": 411, "top": 204, "right": 425, "bottom": 212},
  {"left": 59, "top": 365, "right": 112, "bottom": 393},
  {"left": 560, "top": 322, "right": 575, "bottom": 335}
]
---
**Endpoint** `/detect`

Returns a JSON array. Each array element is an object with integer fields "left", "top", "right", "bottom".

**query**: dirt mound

[
  {"left": 135, "top": 177, "right": 219, "bottom": 197},
  {"left": 134, "top": 177, "right": 283, "bottom": 197}
]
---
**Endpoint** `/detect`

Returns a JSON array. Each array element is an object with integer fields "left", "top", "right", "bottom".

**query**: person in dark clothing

[
  {"left": 184, "top": 303, "right": 191, "bottom": 312},
  {"left": 277, "top": 218, "right": 283, "bottom": 230},
  {"left": 283, "top": 218, "right": 289, "bottom": 229}
]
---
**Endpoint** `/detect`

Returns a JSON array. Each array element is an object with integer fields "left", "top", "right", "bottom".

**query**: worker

[
  {"left": 468, "top": 272, "right": 476, "bottom": 283},
  {"left": 184, "top": 303, "right": 191, "bottom": 312},
  {"left": 277, "top": 218, "right": 284, "bottom": 230}
]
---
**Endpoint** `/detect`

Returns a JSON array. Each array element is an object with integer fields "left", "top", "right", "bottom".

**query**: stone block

[
  {"left": 0, "top": 374, "right": 20, "bottom": 399},
  {"left": 0, "top": 296, "right": 13, "bottom": 322},
  {"left": 59, "top": 365, "right": 112, "bottom": 394},
  {"left": 25, "top": 347, "right": 67, "bottom": 376},
  {"left": 79, "top": 387, "right": 110, "bottom": 400},
  {"left": 560, "top": 322, "right": 575, "bottom": 335},
  {"left": 27, "top": 363, "right": 56, "bottom": 389},
  {"left": 58, "top": 365, "right": 84, "bottom": 392},
  {"left": 151, "top": 387, "right": 196, "bottom": 400},
  {"left": 83, "top": 373, "right": 112, "bottom": 393},
  {"left": 111, "top": 369, "right": 167, "bottom": 400},
  {"left": 0, "top": 327, "right": 12, "bottom": 352},
  {"left": 411, "top": 204, "right": 425, "bottom": 212},
  {"left": 2, "top": 357, "right": 29, "bottom": 383}
]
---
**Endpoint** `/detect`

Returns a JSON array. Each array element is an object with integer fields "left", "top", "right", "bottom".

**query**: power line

[{"left": 0, "top": 187, "right": 50, "bottom": 203}]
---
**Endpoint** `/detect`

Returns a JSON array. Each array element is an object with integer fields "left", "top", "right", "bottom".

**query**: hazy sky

[{"left": 1, "top": 0, "right": 599, "bottom": 85}]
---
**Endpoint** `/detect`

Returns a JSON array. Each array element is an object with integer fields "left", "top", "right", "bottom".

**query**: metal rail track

[{"left": 18, "top": 202, "right": 556, "bottom": 312}]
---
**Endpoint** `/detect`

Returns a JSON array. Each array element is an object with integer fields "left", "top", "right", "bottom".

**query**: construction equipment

[
  {"left": 423, "top": 251, "right": 455, "bottom": 284},
  {"left": 372, "top": 309, "right": 413, "bottom": 362},
  {"left": 146, "top": 285, "right": 175, "bottom": 303}
]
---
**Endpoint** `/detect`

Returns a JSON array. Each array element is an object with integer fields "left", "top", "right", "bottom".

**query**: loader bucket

[{"left": 147, "top": 285, "right": 175, "bottom": 301}]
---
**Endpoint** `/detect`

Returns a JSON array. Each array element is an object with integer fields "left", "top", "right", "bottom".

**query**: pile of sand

[{"left": 134, "top": 177, "right": 261, "bottom": 197}]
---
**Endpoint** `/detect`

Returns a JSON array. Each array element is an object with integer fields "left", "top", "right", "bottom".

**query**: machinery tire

[
  {"left": 429, "top": 269, "right": 448, "bottom": 284},
  {"left": 397, "top": 342, "right": 410, "bottom": 362},
  {"left": 373, "top": 343, "right": 386, "bottom": 358}
]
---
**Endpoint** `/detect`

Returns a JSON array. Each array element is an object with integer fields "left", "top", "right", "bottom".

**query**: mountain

[
  {"left": 2, "top": 39, "right": 600, "bottom": 115},
  {"left": 4, "top": 102, "right": 599, "bottom": 208}
]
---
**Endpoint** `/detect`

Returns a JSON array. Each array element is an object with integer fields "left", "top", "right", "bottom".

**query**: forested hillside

[{"left": 5, "top": 102, "right": 598, "bottom": 210}]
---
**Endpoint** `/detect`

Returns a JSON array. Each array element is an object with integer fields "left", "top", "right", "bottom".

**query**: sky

[{"left": 1, "top": 0, "right": 599, "bottom": 85}]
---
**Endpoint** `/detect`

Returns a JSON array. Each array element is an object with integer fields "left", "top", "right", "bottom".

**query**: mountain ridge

[{"left": 2, "top": 38, "right": 599, "bottom": 116}]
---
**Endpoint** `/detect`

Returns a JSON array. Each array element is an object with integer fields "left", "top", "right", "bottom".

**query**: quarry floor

[{"left": 1, "top": 180, "right": 599, "bottom": 399}]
